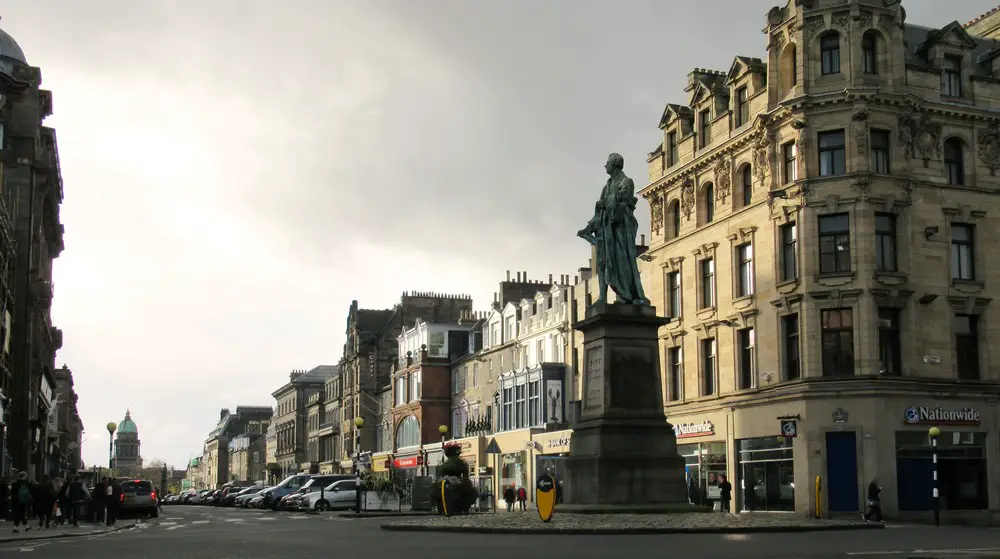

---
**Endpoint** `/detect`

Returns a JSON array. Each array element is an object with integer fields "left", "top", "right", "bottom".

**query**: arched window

[
  {"left": 944, "top": 138, "right": 965, "bottom": 185},
  {"left": 820, "top": 32, "right": 841, "bottom": 75},
  {"left": 862, "top": 32, "right": 878, "bottom": 74},
  {"left": 741, "top": 165, "right": 753, "bottom": 207},
  {"left": 395, "top": 415, "right": 420, "bottom": 449},
  {"left": 668, "top": 200, "right": 681, "bottom": 239},
  {"left": 703, "top": 183, "right": 715, "bottom": 224}
]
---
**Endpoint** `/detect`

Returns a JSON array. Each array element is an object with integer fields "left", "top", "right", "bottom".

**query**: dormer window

[
  {"left": 942, "top": 55, "right": 962, "bottom": 97},
  {"left": 820, "top": 33, "right": 841, "bottom": 75},
  {"left": 862, "top": 32, "right": 877, "bottom": 74},
  {"left": 698, "top": 109, "right": 711, "bottom": 149},
  {"left": 667, "top": 131, "right": 678, "bottom": 166},
  {"left": 735, "top": 86, "right": 749, "bottom": 128}
]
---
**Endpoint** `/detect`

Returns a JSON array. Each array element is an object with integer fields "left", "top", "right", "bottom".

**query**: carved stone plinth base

[{"left": 563, "top": 303, "right": 705, "bottom": 512}]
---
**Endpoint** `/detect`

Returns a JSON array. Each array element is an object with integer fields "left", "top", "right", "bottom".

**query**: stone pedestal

[{"left": 562, "top": 303, "right": 704, "bottom": 513}]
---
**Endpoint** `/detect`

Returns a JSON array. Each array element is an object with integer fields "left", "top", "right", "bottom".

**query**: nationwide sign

[
  {"left": 673, "top": 420, "right": 715, "bottom": 439},
  {"left": 903, "top": 406, "right": 981, "bottom": 425}
]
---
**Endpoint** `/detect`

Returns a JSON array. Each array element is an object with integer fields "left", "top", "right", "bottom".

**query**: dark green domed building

[{"left": 114, "top": 410, "right": 143, "bottom": 475}]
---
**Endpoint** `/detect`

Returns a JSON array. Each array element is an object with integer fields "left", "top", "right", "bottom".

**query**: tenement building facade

[{"left": 638, "top": 0, "right": 1000, "bottom": 522}]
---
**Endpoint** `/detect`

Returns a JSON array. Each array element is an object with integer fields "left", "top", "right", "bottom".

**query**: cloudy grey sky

[{"left": 3, "top": 0, "right": 995, "bottom": 468}]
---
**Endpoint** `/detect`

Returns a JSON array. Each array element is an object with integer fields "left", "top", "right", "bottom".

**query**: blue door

[{"left": 825, "top": 431, "right": 859, "bottom": 512}]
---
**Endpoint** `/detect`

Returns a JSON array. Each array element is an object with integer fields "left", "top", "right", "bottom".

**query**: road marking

[
  {"left": 258, "top": 517, "right": 276, "bottom": 521},
  {"left": 165, "top": 525, "right": 184, "bottom": 531},
  {"left": 191, "top": 520, "right": 210, "bottom": 524},
  {"left": 848, "top": 549, "right": 1000, "bottom": 556}
]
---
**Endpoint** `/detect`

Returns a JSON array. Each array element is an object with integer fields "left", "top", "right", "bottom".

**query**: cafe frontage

[{"left": 665, "top": 393, "right": 999, "bottom": 521}]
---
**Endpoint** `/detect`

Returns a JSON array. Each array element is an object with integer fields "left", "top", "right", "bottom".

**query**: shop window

[
  {"left": 950, "top": 223, "right": 975, "bottom": 281},
  {"left": 875, "top": 213, "right": 897, "bottom": 272},
  {"left": 736, "top": 437, "right": 794, "bottom": 512},
  {"left": 895, "top": 431, "right": 988, "bottom": 511},
  {"left": 701, "top": 338, "right": 716, "bottom": 396},
  {"left": 737, "top": 327, "right": 755, "bottom": 390},
  {"left": 955, "top": 314, "right": 980, "bottom": 380},
  {"left": 679, "top": 441, "right": 728, "bottom": 507},
  {"left": 667, "top": 346, "right": 683, "bottom": 402},
  {"left": 819, "top": 213, "right": 851, "bottom": 274},
  {"left": 877, "top": 308, "right": 902, "bottom": 376},
  {"left": 782, "top": 313, "right": 800, "bottom": 381},
  {"left": 818, "top": 130, "right": 846, "bottom": 176},
  {"left": 779, "top": 221, "right": 798, "bottom": 282},
  {"left": 821, "top": 308, "right": 854, "bottom": 377}
]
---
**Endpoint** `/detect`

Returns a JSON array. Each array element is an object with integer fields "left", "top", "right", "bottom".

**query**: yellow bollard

[{"left": 814, "top": 476, "right": 822, "bottom": 519}]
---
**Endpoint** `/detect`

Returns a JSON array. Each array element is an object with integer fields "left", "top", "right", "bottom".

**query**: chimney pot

[
  {"left": 548, "top": 273, "right": 553, "bottom": 283},
  {"left": 506, "top": 270, "right": 511, "bottom": 281},
  {"left": 641, "top": 233, "right": 646, "bottom": 245}
]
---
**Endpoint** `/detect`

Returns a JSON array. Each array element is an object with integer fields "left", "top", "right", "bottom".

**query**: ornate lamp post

[
  {"left": 106, "top": 422, "right": 117, "bottom": 475},
  {"left": 928, "top": 426, "right": 940, "bottom": 526},
  {"left": 353, "top": 416, "right": 364, "bottom": 513},
  {"left": 438, "top": 424, "right": 448, "bottom": 443}
]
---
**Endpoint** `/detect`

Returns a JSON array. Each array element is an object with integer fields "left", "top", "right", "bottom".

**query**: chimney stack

[
  {"left": 640, "top": 234, "right": 646, "bottom": 245},
  {"left": 574, "top": 275, "right": 579, "bottom": 284},
  {"left": 523, "top": 271, "right": 528, "bottom": 282},
  {"left": 506, "top": 270, "right": 511, "bottom": 281}
]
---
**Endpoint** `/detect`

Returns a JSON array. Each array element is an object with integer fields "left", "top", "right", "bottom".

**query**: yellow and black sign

[
  {"left": 439, "top": 480, "right": 451, "bottom": 517},
  {"left": 535, "top": 474, "right": 556, "bottom": 522}
]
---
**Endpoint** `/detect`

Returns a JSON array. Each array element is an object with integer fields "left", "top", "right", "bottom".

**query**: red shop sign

[{"left": 394, "top": 456, "right": 421, "bottom": 469}]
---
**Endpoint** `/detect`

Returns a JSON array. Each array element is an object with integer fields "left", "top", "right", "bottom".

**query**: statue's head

[{"left": 605, "top": 153, "right": 624, "bottom": 174}]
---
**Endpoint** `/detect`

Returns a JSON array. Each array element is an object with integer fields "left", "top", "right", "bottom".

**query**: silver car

[
  {"left": 303, "top": 479, "right": 358, "bottom": 511},
  {"left": 118, "top": 479, "right": 159, "bottom": 518}
]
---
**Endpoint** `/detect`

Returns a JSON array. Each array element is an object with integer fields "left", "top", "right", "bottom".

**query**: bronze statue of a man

[{"left": 577, "top": 153, "right": 649, "bottom": 306}]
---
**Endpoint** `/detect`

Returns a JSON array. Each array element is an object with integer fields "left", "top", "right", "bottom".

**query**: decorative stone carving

[
  {"left": 851, "top": 177, "right": 872, "bottom": 201},
  {"left": 859, "top": 11, "right": 873, "bottom": 30},
  {"left": 772, "top": 32, "right": 786, "bottom": 52},
  {"left": 899, "top": 112, "right": 941, "bottom": 166},
  {"left": 854, "top": 126, "right": 869, "bottom": 157},
  {"left": 832, "top": 12, "right": 850, "bottom": 29},
  {"left": 976, "top": 121, "right": 1000, "bottom": 176},
  {"left": 650, "top": 193, "right": 664, "bottom": 233},
  {"left": 680, "top": 180, "right": 695, "bottom": 221},
  {"left": 713, "top": 157, "right": 732, "bottom": 202},
  {"left": 752, "top": 137, "right": 770, "bottom": 184},
  {"left": 852, "top": 108, "right": 871, "bottom": 121},
  {"left": 901, "top": 180, "right": 913, "bottom": 201},
  {"left": 805, "top": 16, "right": 826, "bottom": 37},
  {"left": 877, "top": 13, "right": 895, "bottom": 32}
]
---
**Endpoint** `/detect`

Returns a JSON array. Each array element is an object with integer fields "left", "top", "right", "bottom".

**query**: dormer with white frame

[{"left": 915, "top": 21, "right": 979, "bottom": 101}]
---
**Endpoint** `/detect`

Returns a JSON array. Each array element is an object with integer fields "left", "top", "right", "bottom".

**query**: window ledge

[
  {"left": 696, "top": 307, "right": 717, "bottom": 321},
  {"left": 950, "top": 279, "right": 984, "bottom": 294},
  {"left": 816, "top": 271, "right": 856, "bottom": 286},
  {"left": 776, "top": 278, "right": 800, "bottom": 294},
  {"left": 941, "top": 94, "right": 972, "bottom": 105},
  {"left": 874, "top": 271, "right": 908, "bottom": 286},
  {"left": 733, "top": 295, "right": 755, "bottom": 310}
]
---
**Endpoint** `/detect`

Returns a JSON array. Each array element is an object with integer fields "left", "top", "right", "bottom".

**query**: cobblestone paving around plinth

[{"left": 381, "top": 512, "right": 884, "bottom": 534}]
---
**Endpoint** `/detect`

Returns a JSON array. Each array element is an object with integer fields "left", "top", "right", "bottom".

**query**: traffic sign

[
  {"left": 485, "top": 438, "right": 501, "bottom": 454},
  {"left": 535, "top": 473, "right": 556, "bottom": 523}
]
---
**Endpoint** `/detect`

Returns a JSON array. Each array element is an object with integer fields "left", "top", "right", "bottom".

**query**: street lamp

[
  {"left": 353, "top": 416, "right": 364, "bottom": 513},
  {"left": 928, "top": 426, "right": 940, "bottom": 526},
  {"left": 106, "top": 422, "right": 117, "bottom": 475},
  {"left": 438, "top": 424, "right": 448, "bottom": 442}
]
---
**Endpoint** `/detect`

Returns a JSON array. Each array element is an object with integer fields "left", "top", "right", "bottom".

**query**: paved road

[{"left": 2, "top": 506, "right": 998, "bottom": 558}]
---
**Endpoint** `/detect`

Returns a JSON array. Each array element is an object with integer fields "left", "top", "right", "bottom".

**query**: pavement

[
  {"left": 0, "top": 505, "right": 997, "bottom": 558},
  {"left": 381, "top": 511, "right": 881, "bottom": 534}
]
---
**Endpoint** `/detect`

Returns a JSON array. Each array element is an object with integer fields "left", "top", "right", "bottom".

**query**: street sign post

[{"left": 536, "top": 473, "right": 556, "bottom": 522}]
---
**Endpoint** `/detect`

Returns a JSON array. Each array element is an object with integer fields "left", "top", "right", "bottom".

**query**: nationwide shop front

[{"left": 667, "top": 411, "right": 732, "bottom": 510}]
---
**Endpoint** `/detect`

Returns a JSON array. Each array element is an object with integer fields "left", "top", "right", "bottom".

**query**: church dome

[
  {"left": 0, "top": 25, "right": 27, "bottom": 64},
  {"left": 118, "top": 410, "right": 138, "bottom": 434}
]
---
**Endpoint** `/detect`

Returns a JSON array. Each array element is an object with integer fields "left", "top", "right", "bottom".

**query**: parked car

[
  {"left": 236, "top": 487, "right": 270, "bottom": 508},
  {"left": 248, "top": 492, "right": 267, "bottom": 508},
  {"left": 222, "top": 487, "right": 254, "bottom": 507},
  {"left": 261, "top": 474, "right": 314, "bottom": 510},
  {"left": 118, "top": 479, "right": 159, "bottom": 518},
  {"left": 303, "top": 479, "right": 359, "bottom": 511}
]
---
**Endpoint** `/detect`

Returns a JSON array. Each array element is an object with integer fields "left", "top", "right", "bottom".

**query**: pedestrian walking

[
  {"left": 503, "top": 485, "right": 515, "bottom": 512},
  {"left": 105, "top": 478, "right": 121, "bottom": 526},
  {"left": 0, "top": 472, "right": 9, "bottom": 523},
  {"left": 10, "top": 471, "right": 32, "bottom": 533},
  {"left": 718, "top": 475, "right": 733, "bottom": 513},
  {"left": 34, "top": 475, "right": 56, "bottom": 529},
  {"left": 864, "top": 478, "right": 884, "bottom": 523},
  {"left": 516, "top": 486, "right": 527, "bottom": 511},
  {"left": 93, "top": 477, "right": 107, "bottom": 524},
  {"left": 66, "top": 475, "right": 90, "bottom": 527}
]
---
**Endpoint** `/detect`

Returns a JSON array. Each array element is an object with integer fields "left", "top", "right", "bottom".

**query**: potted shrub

[{"left": 431, "top": 442, "right": 477, "bottom": 515}]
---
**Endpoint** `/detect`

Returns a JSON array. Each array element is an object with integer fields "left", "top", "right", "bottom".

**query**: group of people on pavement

[{"left": 0, "top": 471, "right": 124, "bottom": 533}]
